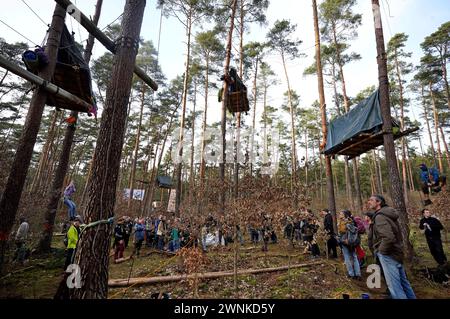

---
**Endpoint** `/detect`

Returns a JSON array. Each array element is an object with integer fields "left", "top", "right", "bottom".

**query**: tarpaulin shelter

[
  {"left": 323, "top": 89, "right": 418, "bottom": 159},
  {"left": 156, "top": 176, "right": 173, "bottom": 189},
  {"left": 45, "top": 25, "right": 97, "bottom": 115}
]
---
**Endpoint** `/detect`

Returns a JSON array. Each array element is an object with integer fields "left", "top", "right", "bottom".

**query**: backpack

[
  {"left": 354, "top": 216, "right": 366, "bottom": 235},
  {"left": 341, "top": 223, "right": 360, "bottom": 248}
]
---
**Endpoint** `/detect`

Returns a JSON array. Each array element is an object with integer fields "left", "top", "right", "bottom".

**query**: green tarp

[
  {"left": 156, "top": 176, "right": 173, "bottom": 189},
  {"left": 324, "top": 89, "right": 398, "bottom": 156}
]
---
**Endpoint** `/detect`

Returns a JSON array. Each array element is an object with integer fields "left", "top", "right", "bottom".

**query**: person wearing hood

[
  {"left": 367, "top": 195, "right": 416, "bottom": 299},
  {"left": 419, "top": 164, "right": 446, "bottom": 205}
]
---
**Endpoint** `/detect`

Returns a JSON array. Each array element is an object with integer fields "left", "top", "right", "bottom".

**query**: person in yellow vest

[{"left": 64, "top": 216, "right": 81, "bottom": 271}]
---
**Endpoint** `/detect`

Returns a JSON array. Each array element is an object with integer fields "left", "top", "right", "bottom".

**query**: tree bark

[
  {"left": 430, "top": 83, "right": 444, "bottom": 172},
  {"left": 372, "top": 0, "right": 413, "bottom": 262},
  {"left": 422, "top": 85, "right": 436, "bottom": 162},
  {"left": 0, "top": 4, "right": 67, "bottom": 273},
  {"left": 68, "top": 0, "right": 146, "bottom": 299}
]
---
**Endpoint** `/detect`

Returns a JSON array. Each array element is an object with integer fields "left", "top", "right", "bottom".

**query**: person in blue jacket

[
  {"left": 133, "top": 219, "right": 145, "bottom": 257},
  {"left": 419, "top": 164, "right": 446, "bottom": 205}
]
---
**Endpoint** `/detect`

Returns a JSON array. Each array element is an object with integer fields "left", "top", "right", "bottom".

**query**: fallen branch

[
  {"left": 109, "top": 261, "right": 323, "bottom": 287},
  {"left": 145, "top": 249, "right": 176, "bottom": 257}
]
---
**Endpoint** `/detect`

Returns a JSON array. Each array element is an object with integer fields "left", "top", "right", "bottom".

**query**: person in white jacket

[{"left": 14, "top": 217, "right": 29, "bottom": 263}]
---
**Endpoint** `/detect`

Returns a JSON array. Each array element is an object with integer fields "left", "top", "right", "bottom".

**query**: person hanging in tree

[
  {"left": 419, "top": 163, "right": 447, "bottom": 206},
  {"left": 63, "top": 180, "right": 77, "bottom": 221}
]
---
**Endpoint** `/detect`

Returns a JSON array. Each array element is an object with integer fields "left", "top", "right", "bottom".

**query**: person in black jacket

[
  {"left": 321, "top": 209, "right": 338, "bottom": 258},
  {"left": 113, "top": 217, "right": 125, "bottom": 261},
  {"left": 419, "top": 209, "right": 447, "bottom": 265}
]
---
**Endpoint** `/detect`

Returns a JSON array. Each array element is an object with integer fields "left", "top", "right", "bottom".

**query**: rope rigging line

[
  {"left": 19, "top": 0, "right": 49, "bottom": 28},
  {"left": 0, "top": 18, "right": 39, "bottom": 47}
]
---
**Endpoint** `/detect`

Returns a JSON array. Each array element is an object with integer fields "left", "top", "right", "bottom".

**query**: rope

[
  {"left": 79, "top": 217, "right": 115, "bottom": 237},
  {"left": 0, "top": 18, "right": 39, "bottom": 46},
  {"left": 19, "top": 0, "right": 49, "bottom": 28}
]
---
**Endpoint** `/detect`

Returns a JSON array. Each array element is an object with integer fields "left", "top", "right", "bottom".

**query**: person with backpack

[
  {"left": 338, "top": 210, "right": 361, "bottom": 280},
  {"left": 419, "top": 209, "right": 447, "bottom": 266},
  {"left": 64, "top": 216, "right": 81, "bottom": 271},
  {"left": 367, "top": 195, "right": 416, "bottom": 299},
  {"left": 353, "top": 215, "right": 367, "bottom": 267},
  {"left": 321, "top": 209, "right": 338, "bottom": 259},
  {"left": 419, "top": 163, "right": 447, "bottom": 205}
]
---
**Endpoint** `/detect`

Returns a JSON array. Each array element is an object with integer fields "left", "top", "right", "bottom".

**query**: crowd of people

[{"left": 17, "top": 181, "right": 443, "bottom": 300}]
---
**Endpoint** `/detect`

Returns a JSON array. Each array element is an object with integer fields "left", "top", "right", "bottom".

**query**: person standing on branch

[{"left": 367, "top": 195, "right": 416, "bottom": 299}]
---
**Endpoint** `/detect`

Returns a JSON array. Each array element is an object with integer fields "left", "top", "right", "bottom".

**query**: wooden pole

[
  {"left": 54, "top": 0, "right": 158, "bottom": 91},
  {"left": 109, "top": 261, "right": 323, "bottom": 287},
  {"left": 0, "top": 55, "right": 94, "bottom": 113}
]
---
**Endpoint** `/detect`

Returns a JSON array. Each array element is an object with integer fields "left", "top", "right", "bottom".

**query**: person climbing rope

[
  {"left": 63, "top": 180, "right": 77, "bottom": 221},
  {"left": 419, "top": 163, "right": 447, "bottom": 206}
]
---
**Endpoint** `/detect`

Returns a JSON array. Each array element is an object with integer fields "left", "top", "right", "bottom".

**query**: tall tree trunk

[
  {"left": 250, "top": 57, "right": 259, "bottom": 176},
  {"left": 331, "top": 22, "right": 362, "bottom": 209},
  {"left": 143, "top": 108, "right": 176, "bottom": 216},
  {"left": 352, "top": 157, "right": 363, "bottom": 212},
  {"left": 0, "top": 4, "right": 67, "bottom": 272},
  {"left": 30, "top": 110, "right": 59, "bottom": 194},
  {"left": 422, "top": 85, "right": 436, "bottom": 162},
  {"left": 440, "top": 51, "right": 450, "bottom": 111},
  {"left": 199, "top": 57, "right": 210, "bottom": 182},
  {"left": 439, "top": 126, "right": 450, "bottom": 171},
  {"left": 189, "top": 81, "right": 197, "bottom": 207},
  {"left": 430, "top": 83, "right": 444, "bottom": 173},
  {"left": 372, "top": 150, "right": 382, "bottom": 193},
  {"left": 372, "top": 0, "right": 413, "bottom": 261},
  {"left": 304, "top": 129, "right": 309, "bottom": 190},
  {"left": 68, "top": 0, "right": 146, "bottom": 299},
  {"left": 344, "top": 157, "right": 354, "bottom": 210},
  {"left": 220, "top": 0, "right": 238, "bottom": 214},
  {"left": 313, "top": 0, "right": 337, "bottom": 233},
  {"left": 393, "top": 51, "right": 409, "bottom": 206},
  {"left": 128, "top": 86, "right": 146, "bottom": 209},
  {"left": 281, "top": 52, "right": 297, "bottom": 199},
  {"left": 175, "top": 9, "right": 193, "bottom": 216},
  {"left": 331, "top": 63, "right": 342, "bottom": 116}
]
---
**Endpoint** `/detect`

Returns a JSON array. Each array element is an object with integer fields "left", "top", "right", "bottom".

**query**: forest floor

[{"left": 0, "top": 223, "right": 448, "bottom": 299}]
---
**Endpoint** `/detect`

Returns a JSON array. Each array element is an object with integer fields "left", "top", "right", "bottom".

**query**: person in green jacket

[{"left": 64, "top": 216, "right": 81, "bottom": 271}]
